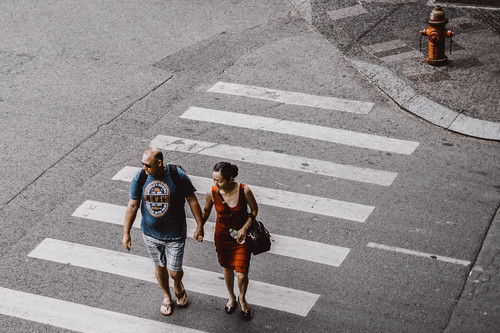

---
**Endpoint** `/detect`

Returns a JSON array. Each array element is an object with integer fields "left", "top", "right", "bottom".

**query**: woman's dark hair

[{"left": 213, "top": 162, "right": 238, "bottom": 180}]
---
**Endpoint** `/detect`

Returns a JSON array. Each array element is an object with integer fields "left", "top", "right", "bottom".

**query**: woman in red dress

[{"left": 201, "top": 162, "right": 258, "bottom": 319}]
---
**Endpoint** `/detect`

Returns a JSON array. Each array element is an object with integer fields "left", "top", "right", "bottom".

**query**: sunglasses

[{"left": 141, "top": 160, "right": 159, "bottom": 168}]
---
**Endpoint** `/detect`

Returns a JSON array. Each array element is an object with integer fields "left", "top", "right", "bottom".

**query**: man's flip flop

[
  {"left": 175, "top": 285, "right": 188, "bottom": 307},
  {"left": 160, "top": 301, "right": 173, "bottom": 316}
]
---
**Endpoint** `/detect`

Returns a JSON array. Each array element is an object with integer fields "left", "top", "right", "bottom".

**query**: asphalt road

[{"left": 1, "top": 1, "right": 499, "bottom": 332}]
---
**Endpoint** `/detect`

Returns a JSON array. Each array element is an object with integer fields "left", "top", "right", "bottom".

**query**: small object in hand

[{"left": 229, "top": 228, "right": 245, "bottom": 244}]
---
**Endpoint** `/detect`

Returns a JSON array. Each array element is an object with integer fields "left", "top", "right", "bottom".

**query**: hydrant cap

[{"left": 429, "top": 6, "right": 446, "bottom": 22}]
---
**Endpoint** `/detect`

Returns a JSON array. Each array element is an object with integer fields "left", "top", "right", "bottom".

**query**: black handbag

[
  {"left": 217, "top": 189, "right": 271, "bottom": 255},
  {"left": 246, "top": 213, "right": 271, "bottom": 255}
]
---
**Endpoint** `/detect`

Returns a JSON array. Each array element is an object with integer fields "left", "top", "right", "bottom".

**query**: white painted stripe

[
  {"left": 327, "top": 5, "right": 368, "bottom": 20},
  {"left": 149, "top": 135, "right": 398, "bottom": 186},
  {"left": 427, "top": 0, "right": 500, "bottom": 11},
  {"left": 362, "top": 39, "right": 409, "bottom": 54},
  {"left": 181, "top": 107, "right": 419, "bottom": 155},
  {"left": 380, "top": 50, "right": 423, "bottom": 63},
  {"left": 0, "top": 287, "right": 204, "bottom": 333},
  {"left": 72, "top": 200, "right": 141, "bottom": 227},
  {"left": 113, "top": 166, "right": 374, "bottom": 222},
  {"left": 367, "top": 242, "right": 471, "bottom": 266},
  {"left": 72, "top": 200, "right": 351, "bottom": 267},
  {"left": 29, "top": 239, "right": 320, "bottom": 316},
  {"left": 207, "top": 82, "right": 374, "bottom": 114},
  {"left": 364, "top": 0, "right": 420, "bottom": 4}
]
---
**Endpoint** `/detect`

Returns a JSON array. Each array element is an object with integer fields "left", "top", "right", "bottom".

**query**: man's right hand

[{"left": 122, "top": 233, "right": 132, "bottom": 251}]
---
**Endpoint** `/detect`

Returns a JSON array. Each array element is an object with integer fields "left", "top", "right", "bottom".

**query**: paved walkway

[{"left": 288, "top": 0, "right": 500, "bottom": 141}]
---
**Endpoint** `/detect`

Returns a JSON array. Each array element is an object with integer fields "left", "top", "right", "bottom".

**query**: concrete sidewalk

[
  {"left": 287, "top": 0, "right": 499, "bottom": 331},
  {"left": 288, "top": 0, "right": 499, "bottom": 141}
]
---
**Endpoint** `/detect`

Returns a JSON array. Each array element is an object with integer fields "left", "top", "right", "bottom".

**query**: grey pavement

[
  {"left": 0, "top": 0, "right": 498, "bottom": 331},
  {"left": 287, "top": 0, "right": 500, "bottom": 331}
]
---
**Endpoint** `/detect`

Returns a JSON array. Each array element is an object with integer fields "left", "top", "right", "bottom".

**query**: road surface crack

[{"left": 0, "top": 74, "right": 174, "bottom": 213}]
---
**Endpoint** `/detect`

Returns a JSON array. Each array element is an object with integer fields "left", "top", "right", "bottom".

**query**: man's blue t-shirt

[{"left": 129, "top": 165, "right": 196, "bottom": 241}]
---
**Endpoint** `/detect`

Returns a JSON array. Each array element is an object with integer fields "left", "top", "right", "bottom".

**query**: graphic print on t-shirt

[{"left": 143, "top": 180, "right": 170, "bottom": 217}]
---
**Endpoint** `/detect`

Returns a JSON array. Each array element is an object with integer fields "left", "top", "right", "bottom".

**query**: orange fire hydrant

[{"left": 420, "top": 6, "right": 454, "bottom": 66}]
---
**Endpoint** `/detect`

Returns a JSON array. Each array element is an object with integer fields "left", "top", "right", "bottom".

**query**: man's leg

[
  {"left": 166, "top": 240, "right": 188, "bottom": 307},
  {"left": 169, "top": 269, "right": 187, "bottom": 306},
  {"left": 155, "top": 265, "right": 173, "bottom": 315},
  {"left": 142, "top": 234, "right": 174, "bottom": 316}
]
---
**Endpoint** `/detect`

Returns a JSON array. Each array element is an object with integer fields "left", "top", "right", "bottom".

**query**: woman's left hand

[{"left": 237, "top": 228, "right": 247, "bottom": 244}]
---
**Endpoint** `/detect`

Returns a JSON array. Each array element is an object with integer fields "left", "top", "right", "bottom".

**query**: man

[{"left": 122, "top": 147, "right": 204, "bottom": 316}]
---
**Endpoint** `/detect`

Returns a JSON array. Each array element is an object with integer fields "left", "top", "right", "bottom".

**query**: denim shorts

[{"left": 142, "top": 234, "right": 185, "bottom": 272}]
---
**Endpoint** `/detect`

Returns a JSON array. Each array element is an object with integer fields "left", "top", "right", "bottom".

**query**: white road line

[
  {"left": 180, "top": 107, "right": 419, "bottom": 155},
  {"left": 364, "top": 0, "right": 420, "bottom": 3},
  {"left": 29, "top": 238, "right": 320, "bottom": 316},
  {"left": 207, "top": 82, "right": 374, "bottom": 114},
  {"left": 380, "top": 50, "right": 423, "bottom": 63},
  {"left": 367, "top": 242, "right": 471, "bottom": 266},
  {"left": 327, "top": 5, "right": 368, "bottom": 20},
  {"left": 362, "top": 39, "right": 409, "bottom": 54},
  {"left": 113, "top": 166, "right": 374, "bottom": 222},
  {"left": 149, "top": 135, "right": 398, "bottom": 186},
  {"left": 0, "top": 287, "right": 204, "bottom": 333},
  {"left": 72, "top": 200, "right": 351, "bottom": 267}
]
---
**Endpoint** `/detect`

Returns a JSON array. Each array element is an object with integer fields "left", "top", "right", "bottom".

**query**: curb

[
  {"left": 351, "top": 59, "right": 500, "bottom": 141},
  {"left": 444, "top": 204, "right": 500, "bottom": 332},
  {"left": 287, "top": 0, "right": 500, "bottom": 141}
]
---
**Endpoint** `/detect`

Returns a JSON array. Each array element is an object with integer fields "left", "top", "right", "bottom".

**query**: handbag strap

[
  {"left": 217, "top": 189, "right": 233, "bottom": 217},
  {"left": 217, "top": 188, "right": 253, "bottom": 226}
]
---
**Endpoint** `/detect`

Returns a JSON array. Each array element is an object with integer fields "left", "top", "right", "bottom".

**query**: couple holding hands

[{"left": 122, "top": 147, "right": 258, "bottom": 320}]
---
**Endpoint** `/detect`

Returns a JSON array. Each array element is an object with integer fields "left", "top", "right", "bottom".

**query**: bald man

[{"left": 122, "top": 147, "right": 204, "bottom": 316}]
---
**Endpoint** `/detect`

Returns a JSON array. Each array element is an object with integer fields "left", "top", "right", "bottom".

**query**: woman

[{"left": 201, "top": 162, "right": 258, "bottom": 319}]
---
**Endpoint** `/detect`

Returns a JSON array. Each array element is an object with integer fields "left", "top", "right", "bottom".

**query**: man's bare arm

[
  {"left": 186, "top": 194, "right": 204, "bottom": 242},
  {"left": 122, "top": 199, "right": 140, "bottom": 251}
]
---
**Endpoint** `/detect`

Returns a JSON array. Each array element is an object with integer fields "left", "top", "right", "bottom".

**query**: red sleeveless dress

[{"left": 212, "top": 183, "right": 251, "bottom": 273}]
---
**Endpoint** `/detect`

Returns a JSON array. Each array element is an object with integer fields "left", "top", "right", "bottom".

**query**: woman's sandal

[
  {"left": 160, "top": 301, "right": 173, "bottom": 316},
  {"left": 225, "top": 298, "right": 237, "bottom": 314},
  {"left": 238, "top": 296, "right": 252, "bottom": 320}
]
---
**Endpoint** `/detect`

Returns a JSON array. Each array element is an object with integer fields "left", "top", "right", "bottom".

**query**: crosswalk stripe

[
  {"left": 29, "top": 238, "right": 320, "bottom": 316},
  {"left": 362, "top": 39, "right": 410, "bottom": 54},
  {"left": 379, "top": 50, "right": 423, "bottom": 63},
  {"left": 180, "top": 106, "right": 419, "bottom": 155},
  {"left": 207, "top": 81, "right": 374, "bottom": 114},
  {"left": 0, "top": 287, "right": 204, "bottom": 333},
  {"left": 149, "top": 135, "right": 398, "bottom": 186},
  {"left": 72, "top": 200, "right": 351, "bottom": 267},
  {"left": 327, "top": 5, "right": 368, "bottom": 20},
  {"left": 364, "top": 0, "right": 420, "bottom": 3},
  {"left": 113, "top": 166, "right": 374, "bottom": 222}
]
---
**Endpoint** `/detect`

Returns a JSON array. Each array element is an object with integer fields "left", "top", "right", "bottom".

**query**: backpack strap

[
  {"left": 168, "top": 164, "right": 186, "bottom": 205},
  {"left": 168, "top": 164, "right": 182, "bottom": 190},
  {"left": 137, "top": 169, "right": 147, "bottom": 190}
]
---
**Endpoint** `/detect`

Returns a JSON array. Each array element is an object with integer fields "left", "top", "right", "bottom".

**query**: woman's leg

[
  {"left": 236, "top": 271, "right": 249, "bottom": 312},
  {"left": 223, "top": 267, "right": 237, "bottom": 306}
]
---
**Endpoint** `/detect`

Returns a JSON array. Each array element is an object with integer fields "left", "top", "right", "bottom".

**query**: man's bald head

[{"left": 144, "top": 147, "right": 163, "bottom": 162}]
